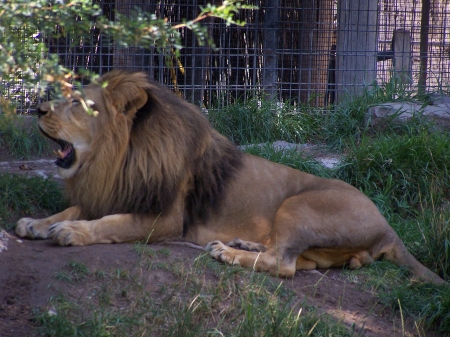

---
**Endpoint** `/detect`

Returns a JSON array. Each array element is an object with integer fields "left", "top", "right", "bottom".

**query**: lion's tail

[{"left": 383, "top": 237, "right": 446, "bottom": 285}]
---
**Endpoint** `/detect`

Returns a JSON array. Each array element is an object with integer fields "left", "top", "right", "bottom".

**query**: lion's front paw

[
  {"left": 15, "top": 218, "right": 50, "bottom": 239},
  {"left": 206, "top": 240, "right": 239, "bottom": 265},
  {"left": 48, "top": 221, "right": 92, "bottom": 246},
  {"left": 226, "top": 238, "right": 268, "bottom": 252}
]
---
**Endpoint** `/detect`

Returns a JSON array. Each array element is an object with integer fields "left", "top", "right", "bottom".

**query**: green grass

[
  {"left": 336, "top": 129, "right": 450, "bottom": 217},
  {"left": 208, "top": 97, "right": 324, "bottom": 145},
  {"left": 35, "top": 250, "right": 360, "bottom": 337},
  {"left": 54, "top": 261, "right": 90, "bottom": 283},
  {"left": 314, "top": 76, "right": 434, "bottom": 150},
  {"left": 405, "top": 209, "right": 450, "bottom": 280},
  {"left": 344, "top": 260, "right": 450, "bottom": 334},
  {"left": 243, "top": 144, "right": 332, "bottom": 178},
  {"left": 207, "top": 77, "right": 432, "bottom": 152},
  {"left": 0, "top": 174, "right": 66, "bottom": 230},
  {"left": 0, "top": 114, "right": 52, "bottom": 159}
]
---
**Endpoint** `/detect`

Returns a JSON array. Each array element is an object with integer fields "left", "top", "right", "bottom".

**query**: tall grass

[
  {"left": 320, "top": 75, "right": 433, "bottom": 150},
  {"left": 207, "top": 76, "right": 429, "bottom": 151},
  {"left": 0, "top": 114, "right": 51, "bottom": 159},
  {"left": 336, "top": 129, "right": 450, "bottom": 217},
  {"left": 243, "top": 144, "right": 332, "bottom": 178},
  {"left": 0, "top": 174, "right": 66, "bottom": 230},
  {"left": 208, "top": 97, "right": 324, "bottom": 145}
]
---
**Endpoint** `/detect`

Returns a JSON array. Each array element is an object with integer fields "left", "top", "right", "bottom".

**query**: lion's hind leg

[
  {"left": 295, "top": 255, "right": 317, "bottom": 270},
  {"left": 206, "top": 240, "right": 297, "bottom": 277},
  {"left": 348, "top": 251, "right": 374, "bottom": 269}
]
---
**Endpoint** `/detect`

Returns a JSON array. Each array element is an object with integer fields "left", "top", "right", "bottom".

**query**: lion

[{"left": 16, "top": 69, "right": 445, "bottom": 285}]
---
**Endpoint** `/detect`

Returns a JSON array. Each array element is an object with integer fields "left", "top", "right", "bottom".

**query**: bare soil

[{"left": 0, "top": 150, "right": 442, "bottom": 337}]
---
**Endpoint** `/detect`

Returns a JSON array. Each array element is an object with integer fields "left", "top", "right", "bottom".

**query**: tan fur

[{"left": 16, "top": 70, "right": 445, "bottom": 285}]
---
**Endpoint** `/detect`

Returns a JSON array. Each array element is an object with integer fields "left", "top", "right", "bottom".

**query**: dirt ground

[{"left": 0, "top": 150, "right": 442, "bottom": 337}]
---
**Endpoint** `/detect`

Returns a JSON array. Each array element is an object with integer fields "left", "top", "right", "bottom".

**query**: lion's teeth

[{"left": 56, "top": 150, "right": 64, "bottom": 158}]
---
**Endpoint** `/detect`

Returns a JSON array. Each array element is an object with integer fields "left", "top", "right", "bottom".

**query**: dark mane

[{"left": 184, "top": 132, "right": 243, "bottom": 232}]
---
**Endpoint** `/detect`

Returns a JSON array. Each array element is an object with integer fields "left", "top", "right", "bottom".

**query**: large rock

[{"left": 368, "top": 97, "right": 450, "bottom": 128}]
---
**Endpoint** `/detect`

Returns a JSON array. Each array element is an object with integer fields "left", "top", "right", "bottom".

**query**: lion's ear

[
  {"left": 117, "top": 88, "right": 148, "bottom": 117},
  {"left": 102, "top": 71, "right": 149, "bottom": 116}
]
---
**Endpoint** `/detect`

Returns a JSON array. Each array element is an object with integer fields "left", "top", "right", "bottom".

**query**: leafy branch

[{"left": 0, "top": 0, "right": 256, "bottom": 112}]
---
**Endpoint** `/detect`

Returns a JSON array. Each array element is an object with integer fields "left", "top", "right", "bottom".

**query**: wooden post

[
  {"left": 262, "top": 0, "right": 279, "bottom": 100},
  {"left": 418, "top": 0, "right": 430, "bottom": 94},
  {"left": 335, "top": 0, "right": 378, "bottom": 104},
  {"left": 392, "top": 29, "right": 412, "bottom": 85}
]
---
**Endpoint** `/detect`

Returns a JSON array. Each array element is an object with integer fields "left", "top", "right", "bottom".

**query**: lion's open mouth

[
  {"left": 53, "top": 139, "right": 75, "bottom": 169},
  {"left": 39, "top": 127, "right": 76, "bottom": 169}
]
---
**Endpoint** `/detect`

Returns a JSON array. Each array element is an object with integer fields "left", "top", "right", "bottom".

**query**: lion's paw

[
  {"left": 206, "top": 240, "right": 239, "bottom": 265},
  {"left": 48, "top": 221, "right": 92, "bottom": 246},
  {"left": 226, "top": 238, "right": 268, "bottom": 252},
  {"left": 15, "top": 218, "right": 50, "bottom": 239}
]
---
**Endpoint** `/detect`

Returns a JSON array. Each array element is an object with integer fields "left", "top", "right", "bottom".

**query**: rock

[{"left": 367, "top": 101, "right": 450, "bottom": 128}]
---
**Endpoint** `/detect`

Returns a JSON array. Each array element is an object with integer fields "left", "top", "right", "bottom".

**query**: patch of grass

[
  {"left": 407, "top": 208, "right": 450, "bottom": 280},
  {"left": 0, "top": 174, "right": 66, "bottom": 230},
  {"left": 0, "top": 114, "right": 52, "bottom": 159},
  {"left": 35, "top": 250, "right": 359, "bottom": 337},
  {"left": 54, "top": 261, "right": 90, "bottom": 283},
  {"left": 387, "top": 283, "right": 450, "bottom": 334},
  {"left": 207, "top": 77, "right": 426, "bottom": 152},
  {"left": 345, "top": 260, "right": 450, "bottom": 334},
  {"left": 208, "top": 97, "right": 324, "bottom": 145},
  {"left": 321, "top": 76, "right": 430, "bottom": 150},
  {"left": 243, "top": 143, "right": 332, "bottom": 178},
  {"left": 336, "top": 129, "right": 450, "bottom": 217}
]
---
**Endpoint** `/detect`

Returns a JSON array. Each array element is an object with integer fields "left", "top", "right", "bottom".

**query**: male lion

[{"left": 16, "top": 70, "right": 444, "bottom": 284}]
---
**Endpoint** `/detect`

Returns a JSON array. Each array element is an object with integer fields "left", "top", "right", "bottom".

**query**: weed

[{"left": 54, "top": 261, "right": 90, "bottom": 283}]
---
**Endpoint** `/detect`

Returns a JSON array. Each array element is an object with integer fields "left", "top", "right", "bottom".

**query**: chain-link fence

[{"left": 5, "top": 0, "right": 450, "bottom": 113}]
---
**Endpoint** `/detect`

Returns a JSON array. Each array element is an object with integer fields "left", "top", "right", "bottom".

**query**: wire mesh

[{"left": 3, "top": 0, "right": 450, "bottom": 113}]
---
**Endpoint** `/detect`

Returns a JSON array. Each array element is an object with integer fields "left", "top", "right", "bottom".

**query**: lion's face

[
  {"left": 37, "top": 72, "right": 151, "bottom": 180},
  {"left": 37, "top": 87, "right": 104, "bottom": 179}
]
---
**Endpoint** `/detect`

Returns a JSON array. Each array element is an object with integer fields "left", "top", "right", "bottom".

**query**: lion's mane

[{"left": 65, "top": 70, "right": 243, "bottom": 227}]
